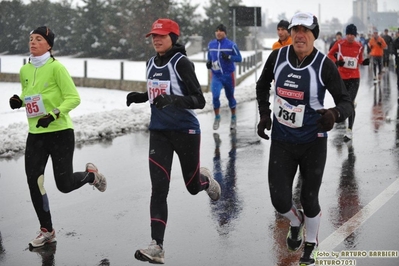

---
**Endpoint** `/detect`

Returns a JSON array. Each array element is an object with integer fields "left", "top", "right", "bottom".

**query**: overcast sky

[{"left": 23, "top": 0, "right": 398, "bottom": 24}]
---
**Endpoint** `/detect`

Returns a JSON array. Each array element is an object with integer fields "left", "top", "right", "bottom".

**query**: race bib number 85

[
  {"left": 273, "top": 96, "right": 305, "bottom": 128},
  {"left": 24, "top": 94, "right": 46, "bottom": 118}
]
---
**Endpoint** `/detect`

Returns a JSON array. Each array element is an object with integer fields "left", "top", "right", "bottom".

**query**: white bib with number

[
  {"left": 24, "top": 94, "right": 46, "bottom": 118},
  {"left": 343, "top": 56, "right": 358, "bottom": 69},
  {"left": 147, "top": 80, "right": 171, "bottom": 104},
  {"left": 273, "top": 96, "right": 305, "bottom": 128}
]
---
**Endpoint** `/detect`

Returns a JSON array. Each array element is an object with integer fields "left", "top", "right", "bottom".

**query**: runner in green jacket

[{"left": 8, "top": 26, "right": 107, "bottom": 249}]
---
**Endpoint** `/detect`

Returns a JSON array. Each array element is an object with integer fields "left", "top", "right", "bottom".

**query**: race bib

[
  {"left": 273, "top": 96, "right": 305, "bottom": 128},
  {"left": 212, "top": 61, "right": 221, "bottom": 70},
  {"left": 24, "top": 94, "right": 46, "bottom": 118},
  {"left": 147, "top": 80, "right": 171, "bottom": 104},
  {"left": 343, "top": 56, "right": 358, "bottom": 69}
]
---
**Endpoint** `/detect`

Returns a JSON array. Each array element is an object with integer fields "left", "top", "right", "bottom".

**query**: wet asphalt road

[{"left": 1, "top": 66, "right": 399, "bottom": 266}]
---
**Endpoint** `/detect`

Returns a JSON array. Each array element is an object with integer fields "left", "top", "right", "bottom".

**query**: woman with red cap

[
  {"left": 8, "top": 26, "right": 107, "bottom": 249},
  {"left": 126, "top": 18, "right": 221, "bottom": 264}
]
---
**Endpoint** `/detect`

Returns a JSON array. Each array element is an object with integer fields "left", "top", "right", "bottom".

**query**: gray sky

[
  {"left": 23, "top": 0, "right": 399, "bottom": 24},
  {"left": 193, "top": 0, "right": 399, "bottom": 23}
]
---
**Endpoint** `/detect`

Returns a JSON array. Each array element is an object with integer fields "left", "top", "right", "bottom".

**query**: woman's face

[
  {"left": 151, "top": 34, "right": 172, "bottom": 55},
  {"left": 29, "top": 33, "right": 51, "bottom": 56}
]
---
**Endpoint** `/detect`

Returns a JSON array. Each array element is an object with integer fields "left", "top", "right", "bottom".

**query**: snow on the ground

[{"left": 0, "top": 51, "right": 267, "bottom": 157}]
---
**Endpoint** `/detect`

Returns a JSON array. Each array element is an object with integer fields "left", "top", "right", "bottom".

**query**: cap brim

[
  {"left": 288, "top": 23, "right": 316, "bottom": 30},
  {"left": 145, "top": 30, "right": 170, "bottom": 37}
]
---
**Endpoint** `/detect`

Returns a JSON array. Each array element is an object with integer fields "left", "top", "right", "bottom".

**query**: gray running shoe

[
  {"left": 213, "top": 116, "right": 220, "bottom": 130},
  {"left": 286, "top": 209, "right": 304, "bottom": 251},
  {"left": 230, "top": 115, "right": 237, "bottom": 130},
  {"left": 134, "top": 240, "right": 165, "bottom": 264},
  {"left": 201, "top": 167, "right": 221, "bottom": 201},
  {"left": 86, "top": 163, "right": 107, "bottom": 192},
  {"left": 29, "top": 228, "right": 56, "bottom": 248}
]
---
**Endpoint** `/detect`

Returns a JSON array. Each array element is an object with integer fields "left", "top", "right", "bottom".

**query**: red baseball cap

[{"left": 145, "top": 18, "right": 180, "bottom": 37}]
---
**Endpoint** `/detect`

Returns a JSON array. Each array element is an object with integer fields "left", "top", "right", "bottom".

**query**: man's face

[
  {"left": 290, "top": 25, "right": 315, "bottom": 56},
  {"left": 215, "top": 30, "right": 226, "bottom": 40},
  {"left": 277, "top": 27, "right": 290, "bottom": 42}
]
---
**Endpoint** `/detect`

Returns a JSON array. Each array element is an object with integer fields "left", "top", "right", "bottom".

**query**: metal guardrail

[{"left": 0, "top": 52, "right": 262, "bottom": 92}]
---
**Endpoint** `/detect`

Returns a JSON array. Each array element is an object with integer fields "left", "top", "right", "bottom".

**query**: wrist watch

[{"left": 52, "top": 108, "right": 60, "bottom": 119}]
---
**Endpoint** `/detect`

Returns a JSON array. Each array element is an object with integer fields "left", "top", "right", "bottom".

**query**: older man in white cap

[{"left": 255, "top": 12, "right": 353, "bottom": 266}]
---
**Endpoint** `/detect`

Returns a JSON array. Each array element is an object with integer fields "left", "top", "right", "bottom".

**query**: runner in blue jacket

[{"left": 207, "top": 24, "right": 242, "bottom": 130}]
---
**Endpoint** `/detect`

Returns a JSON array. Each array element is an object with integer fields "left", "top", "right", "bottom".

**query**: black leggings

[
  {"left": 343, "top": 78, "right": 360, "bottom": 129},
  {"left": 148, "top": 130, "right": 208, "bottom": 245},
  {"left": 25, "top": 129, "right": 91, "bottom": 231},
  {"left": 372, "top": 56, "right": 383, "bottom": 77},
  {"left": 268, "top": 138, "right": 327, "bottom": 218}
]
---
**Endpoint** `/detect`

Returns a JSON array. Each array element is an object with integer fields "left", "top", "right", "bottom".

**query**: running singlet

[
  {"left": 146, "top": 52, "right": 200, "bottom": 134},
  {"left": 272, "top": 46, "right": 328, "bottom": 143}
]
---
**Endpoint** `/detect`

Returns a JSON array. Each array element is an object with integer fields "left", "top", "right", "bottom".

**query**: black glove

[
  {"left": 362, "top": 58, "right": 370, "bottom": 65},
  {"left": 153, "top": 94, "right": 178, "bottom": 109},
  {"left": 206, "top": 61, "right": 212, "bottom": 69},
  {"left": 316, "top": 108, "right": 339, "bottom": 131},
  {"left": 221, "top": 52, "right": 230, "bottom": 60},
  {"left": 36, "top": 114, "right": 55, "bottom": 128},
  {"left": 336, "top": 60, "right": 345, "bottom": 67},
  {"left": 257, "top": 114, "right": 272, "bottom": 140},
  {"left": 377, "top": 41, "right": 382, "bottom": 46},
  {"left": 9, "top": 94, "right": 22, "bottom": 109},
  {"left": 126, "top": 92, "right": 148, "bottom": 106}
]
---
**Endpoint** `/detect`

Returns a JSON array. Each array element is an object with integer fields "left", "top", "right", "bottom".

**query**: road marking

[{"left": 320, "top": 177, "right": 399, "bottom": 250}]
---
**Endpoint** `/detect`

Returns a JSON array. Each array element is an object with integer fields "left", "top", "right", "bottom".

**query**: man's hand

[
  {"left": 257, "top": 115, "right": 272, "bottom": 140},
  {"left": 9, "top": 94, "right": 22, "bottom": 109},
  {"left": 362, "top": 58, "right": 370, "bottom": 65},
  {"left": 336, "top": 60, "right": 345, "bottom": 67},
  {"left": 206, "top": 61, "right": 212, "bottom": 69},
  {"left": 221, "top": 52, "right": 230, "bottom": 60},
  {"left": 36, "top": 114, "right": 55, "bottom": 128},
  {"left": 316, "top": 108, "right": 339, "bottom": 131}
]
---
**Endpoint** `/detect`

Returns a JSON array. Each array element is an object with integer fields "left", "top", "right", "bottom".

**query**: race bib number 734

[{"left": 273, "top": 96, "right": 305, "bottom": 128}]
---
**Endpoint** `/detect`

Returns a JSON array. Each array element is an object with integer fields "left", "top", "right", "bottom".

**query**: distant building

[{"left": 352, "top": 0, "right": 398, "bottom": 33}]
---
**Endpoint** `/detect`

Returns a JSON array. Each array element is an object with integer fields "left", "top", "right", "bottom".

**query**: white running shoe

[
  {"left": 29, "top": 228, "right": 56, "bottom": 248},
  {"left": 134, "top": 240, "right": 165, "bottom": 264},
  {"left": 86, "top": 163, "right": 107, "bottom": 192},
  {"left": 343, "top": 128, "right": 353, "bottom": 141},
  {"left": 201, "top": 167, "right": 221, "bottom": 201},
  {"left": 213, "top": 116, "right": 220, "bottom": 130}
]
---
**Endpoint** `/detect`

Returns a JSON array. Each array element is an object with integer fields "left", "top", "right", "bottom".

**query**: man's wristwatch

[{"left": 52, "top": 108, "right": 60, "bottom": 119}]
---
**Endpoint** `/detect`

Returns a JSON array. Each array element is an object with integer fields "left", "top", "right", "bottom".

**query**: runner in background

[
  {"left": 272, "top": 20, "right": 292, "bottom": 50},
  {"left": 328, "top": 24, "right": 370, "bottom": 141}
]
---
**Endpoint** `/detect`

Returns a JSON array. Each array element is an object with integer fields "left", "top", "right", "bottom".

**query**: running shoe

[
  {"left": 134, "top": 240, "right": 165, "bottom": 264},
  {"left": 213, "top": 133, "right": 221, "bottom": 148},
  {"left": 230, "top": 115, "right": 237, "bottom": 130},
  {"left": 86, "top": 163, "right": 107, "bottom": 192},
  {"left": 286, "top": 209, "right": 304, "bottom": 251},
  {"left": 343, "top": 128, "right": 353, "bottom": 141},
  {"left": 201, "top": 167, "right": 221, "bottom": 201},
  {"left": 29, "top": 228, "right": 57, "bottom": 248},
  {"left": 299, "top": 242, "right": 318, "bottom": 266},
  {"left": 213, "top": 116, "right": 221, "bottom": 130}
]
